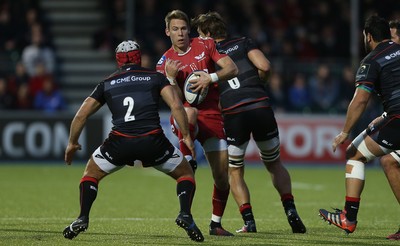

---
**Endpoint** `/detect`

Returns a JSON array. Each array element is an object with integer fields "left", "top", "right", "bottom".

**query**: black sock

[
  {"left": 282, "top": 200, "right": 296, "bottom": 213},
  {"left": 177, "top": 178, "right": 195, "bottom": 214},
  {"left": 210, "top": 221, "right": 222, "bottom": 229},
  {"left": 344, "top": 197, "right": 360, "bottom": 221},
  {"left": 239, "top": 203, "right": 254, "bottom": 222},
  {"left": 78, "top": 177, "right": 98, "bottom": 218},
  {"left": 281, "top": 193, "right": 296, "bottom": 213}
]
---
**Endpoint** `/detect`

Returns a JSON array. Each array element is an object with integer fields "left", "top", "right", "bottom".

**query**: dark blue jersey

[
  {"left": 216, "top": 37, "right": 269, "bottom": 113},
  {"left": 90, "top": 64, "right": 170, "bottom": 135},
  {"left": 355, "top": 41, "right": 400, "bottom": 116}
]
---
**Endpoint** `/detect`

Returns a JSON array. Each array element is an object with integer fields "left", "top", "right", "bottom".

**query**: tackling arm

[
  {"left": 248, "top": 49, "right": 271, "bottom": 83},
  {"left": 164, "top": 59, "right": 184, "bottom": 100},
  {"left": 190, "top": 56, "right": 238, "bottom": 92},
  {"left": 161, "top": 85, "right": 196, "bottom": 159}
]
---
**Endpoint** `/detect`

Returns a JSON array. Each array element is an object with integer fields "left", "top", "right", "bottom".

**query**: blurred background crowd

[{"left": 0, "top": 0, "right": 399, "bottom": 120}]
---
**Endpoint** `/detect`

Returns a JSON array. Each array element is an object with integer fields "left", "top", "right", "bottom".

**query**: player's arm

[
  {"left": 65, "top": 97, "right": 102, "bottom": 165},
  {"left": 161, "top": 85, "right": 196, "bottom": 159},
  {"left": 248, "top": 49, "right": 271, "bottom": 82},
  {"left": 164, "top": 59, "right": 184, "bottom": 100},
  {"left": 191, "top": 56, "right": 238, "bottom": 92},
  {"left": 332, "top": 87, "right": 371, "bottom": 152}
]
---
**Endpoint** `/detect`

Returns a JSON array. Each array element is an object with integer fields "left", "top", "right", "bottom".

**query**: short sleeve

[
  {"left": 89, "top": 82, "right": 106, "bottom": 105},
  {"left": 355, "top": 60, "right": 379, "bottom": 92}
]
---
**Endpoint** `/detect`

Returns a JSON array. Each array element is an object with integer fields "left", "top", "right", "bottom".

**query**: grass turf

[{"left": 0, "top": 164, "right": 399, "bottom": 245}]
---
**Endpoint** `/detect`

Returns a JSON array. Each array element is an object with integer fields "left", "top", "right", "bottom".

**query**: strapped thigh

[
  {"left": 228, "top": 142, "right": 248, "bottom": 168},
  {"left": 390, "top": 150, "right": 400, "bottom": 164},
  {"left": 256, "top": 137, "right": 280, "bottom": 163}
]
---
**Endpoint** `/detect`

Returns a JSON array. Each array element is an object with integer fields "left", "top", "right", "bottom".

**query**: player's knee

[
  {"left": 380, "top": 154, "right": 397, "bottom": 170},
  {"left": 345, "top": 144, "right": 357, "bottom": 159},
  {"left": 185, "top": 107, "right": 198, "bottom": 119},
  {"left": 346, "top": 160, "right": 365, "bottom": 180}
]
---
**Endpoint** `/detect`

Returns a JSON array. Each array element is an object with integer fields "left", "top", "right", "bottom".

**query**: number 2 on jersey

[{"left": 123, "top": 97, "right": 135, "bottom": 122}]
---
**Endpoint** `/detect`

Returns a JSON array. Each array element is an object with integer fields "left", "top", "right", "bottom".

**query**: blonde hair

[{"left": 165, "top": 9, "right": 190, "bottom": 29}]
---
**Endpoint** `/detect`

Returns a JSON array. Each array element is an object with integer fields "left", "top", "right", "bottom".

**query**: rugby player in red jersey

[{"left": 156, "top": 9, "right": 238, "bottom": 236}]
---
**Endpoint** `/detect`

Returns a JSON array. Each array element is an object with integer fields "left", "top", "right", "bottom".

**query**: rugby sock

[
  {"left": 210, "top": 184, "right": 229, "bottom": 227},
  {"left": 281, "top": 193, "right": 296, "bottom": 211},
  {"left": 78, "top": 176, "right": 98, "bottom": 218},
  {"left": 177, "top": 177, "right": 196, "bottom": 214},
  {"left": 239, "top": 203, "right": 255, "bottom": 222},
  {"left": 344, "top": 196, "right": 360, "bottom": 221}
]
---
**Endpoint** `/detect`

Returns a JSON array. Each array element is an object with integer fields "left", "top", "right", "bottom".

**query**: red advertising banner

[{"left": 244, "top": 114, "right": 349, "bottom": 164}]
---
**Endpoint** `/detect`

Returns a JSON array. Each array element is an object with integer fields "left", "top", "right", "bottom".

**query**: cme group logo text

[{"left": 110, "top": 76, "right": 151, "bottom": 85}]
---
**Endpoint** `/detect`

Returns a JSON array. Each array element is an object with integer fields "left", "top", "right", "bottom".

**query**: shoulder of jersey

[{"left": 184, "top": 71, "right": 208, "bottom": 106}]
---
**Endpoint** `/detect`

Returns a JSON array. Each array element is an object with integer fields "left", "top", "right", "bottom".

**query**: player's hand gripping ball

[{"left": 184, "top": 72, "right": 208, "bottom": 106}]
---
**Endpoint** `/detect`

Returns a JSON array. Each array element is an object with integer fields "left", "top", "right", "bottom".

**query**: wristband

[
  {"left": 210, "top": 73, "right": 219, "bottom": 83},
  {"left": 167, "top": 77, "right": 176, "bottom": 85}
]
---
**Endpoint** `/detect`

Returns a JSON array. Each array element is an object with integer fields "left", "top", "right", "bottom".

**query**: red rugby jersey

[{"left": 156, "top": 37, "right": 226, "bottom": 114}]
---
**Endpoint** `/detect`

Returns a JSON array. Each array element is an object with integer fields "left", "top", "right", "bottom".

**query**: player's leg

[
  {"left": 223, "top": 111, "right": 258, "bottom": 233},
  {"left": 228, "top": 142, "right": 257, "bottom": 233},
  {"left": 381, "top": 152, "right": 400, "bottom": 204},
  {"left": 197, "top": 114, "right": 233, "bottom": 236},
  {"left": 153, "top": 146, "right": 204, "bottom": 242},
  {"left": 381, "top": 151, "right": 400, "bottom": 240},
  {"left": 319, "top": 131, "right": 389, "bottom": 233},
  {"left": 204, "top": 140, "right": 233, "bottom": 236},
  {"left": 63, "top": 147, "right": 123, "bottom": 239},
  {"left": 171, "top": 107, "right": 199, "bottom": 172},
  {"left": 254, "top": 110, "right": 306, "bottom": 233}
]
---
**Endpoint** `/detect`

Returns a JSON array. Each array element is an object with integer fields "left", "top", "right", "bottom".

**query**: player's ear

[
  {"left": 367, "top": 33, "right": 373, "bottom": 43},
  {"left": 165, "top": 27, "right": 170, "bottom": 37}
]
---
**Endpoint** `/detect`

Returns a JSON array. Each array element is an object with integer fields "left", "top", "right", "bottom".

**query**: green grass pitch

[{"left": 0, "top": 163, "right": 399, "bottom": 245}]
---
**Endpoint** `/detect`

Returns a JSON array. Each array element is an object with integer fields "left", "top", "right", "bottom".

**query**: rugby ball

[{"left": 184, "top": 72, "right": 208, "bottom": 106}]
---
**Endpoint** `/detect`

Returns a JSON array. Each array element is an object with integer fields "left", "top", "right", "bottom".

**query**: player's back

[
  {"left": 98, "top": 65, "right": 169, "bottom": 135},
  {"left": 216, "top": 37, "right": 269, "bottom": 112},
  {"left": 359, "top": 41, "right": 400, "bottom": 115}
]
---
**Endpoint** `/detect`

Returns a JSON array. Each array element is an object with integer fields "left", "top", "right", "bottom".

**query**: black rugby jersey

[
  {"left": 355, "top": 41, "right": 400, "bottom": 116},
  {"left": 216, "top": 37, "right": 269, "bottom": 113},
  {"left": 90, "top": 64, "right": 170, "bottom": 135}
]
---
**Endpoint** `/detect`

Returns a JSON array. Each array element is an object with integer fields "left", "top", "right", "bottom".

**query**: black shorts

[
  {"left": 367, "top": 115, "right": 400, "bottom": 150},
  {"left": 223, "top": 107, "right": 279, "bottom": 146},
  {"left": 99, "top": 132, "right": 175, "bottom": 167}
]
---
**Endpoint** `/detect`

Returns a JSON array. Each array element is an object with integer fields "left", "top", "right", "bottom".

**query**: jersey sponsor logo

[
  {"left": 355, "top": 63, "right": 370, "bottom": 80},
  {"left": 194, "top": 51, "right": 205, "bottom": 60},
  {"left": 224, "top": 45, "right": 239, "bottom": 54},
  {"left": 110, "top": 76, "right": 151, "bottom": 85},
  {"left": 157, "top": 55, "right": 166, "bottom": 65},
  {"left": 385, "top": 50, "right": 400, "bottom": 60}
]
